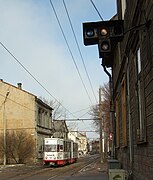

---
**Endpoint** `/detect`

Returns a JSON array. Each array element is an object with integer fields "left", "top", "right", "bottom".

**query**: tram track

[
  {"left": 45, "top": 155, "right": 100, "bottom": 180},
  {"left": 0, "top": 155, "right": 100, "bottom": 180}
]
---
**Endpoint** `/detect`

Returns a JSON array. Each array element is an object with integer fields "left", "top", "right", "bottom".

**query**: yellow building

[
  {"left": 78, "top": 133, "right": 88, "bottom": 155},
  {"left": 0, "top": 80, "right": 54, "bottom": 164}
]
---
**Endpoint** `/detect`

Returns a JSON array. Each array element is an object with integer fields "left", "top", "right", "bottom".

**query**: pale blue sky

[{"left": 0, "top": 0, "right": 116, "bottom": 139}]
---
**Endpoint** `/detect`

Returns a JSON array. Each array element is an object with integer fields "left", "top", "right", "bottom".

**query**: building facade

[
  {"left": 53, "top": 120, "right": 69, "bottom": 139},
  {"left": 109, "top": 1, "right": 153, "bottom": 179},
  {"left": 91, "top": 140, "right": 100, "bottom": 154},
  {"left": 0, "top": 80, "right": 54, "bottom": 163},
  {"left": 68, "top": 131, "right": 79, "bottom": 143},
  {"left": 77, "top": 133, "right": 88, "bottom": 155}
]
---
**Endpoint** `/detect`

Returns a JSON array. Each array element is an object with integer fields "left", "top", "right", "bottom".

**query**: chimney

[{"left": 17, "top": 83, "right": 22, "bottom": 89}]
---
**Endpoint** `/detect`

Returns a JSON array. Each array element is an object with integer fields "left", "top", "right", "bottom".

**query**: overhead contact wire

[
  {"left": 49, "top": 0, "right": 93, "bottom": 105},
  {"left": 63, "top": 0, "right": 98, "bottom": 104},
  {"left": 90, "top": 0, "right": 104, "bottom": 21},
  {"left": 0, "top": 41, "right": 76, "bottom": 118}
]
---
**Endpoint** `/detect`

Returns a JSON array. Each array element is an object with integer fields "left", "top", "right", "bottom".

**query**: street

[{"left": 0, "top": 155, "right": 108, "bottom": 180}]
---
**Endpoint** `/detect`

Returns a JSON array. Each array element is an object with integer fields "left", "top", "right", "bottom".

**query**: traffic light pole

[{"left": 99, "top": 88, "right": 103, "bottom": 163}]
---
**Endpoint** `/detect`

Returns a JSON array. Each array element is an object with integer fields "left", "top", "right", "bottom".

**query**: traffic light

[
  {"left": 110, "top": 21, "right": 124, "bottom": 41},
  {"left": 83, "top": 20, "right": 124, "bottom": 67},
  {"left": 98, "top": 20, "right": 124, "bottom": 41},
  {"left": 83, "top": 22, "right": 99, "bottom": 45},
  {"left": 98, "top": 24, "right": 112, "bottom": 53},
  {"left": 98, "top": 38, "right": 111, "bottom": 53},
  {"left": 83, "top": 20, "right": 124, "bottom": 46}
]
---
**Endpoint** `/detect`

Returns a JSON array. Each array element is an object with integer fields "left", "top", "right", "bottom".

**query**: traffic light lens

[
  {"left": 114, "top": 25, "right": 122, "bottom": 35},
  {"left": 100, "top": 28, "right": 108, "bottom": 36},
  {"left": 101, "top": 41, "right": 109, "bottom": 50},
  {"left": 86, "top": 29, "right": 95, "bottom": 37}
]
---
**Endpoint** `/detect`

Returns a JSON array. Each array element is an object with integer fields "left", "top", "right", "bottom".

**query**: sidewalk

[
  {"left": 73, "top": 160, "right": 108, "bottom": 180},
  {"left": 77, "top": 159, "right": 108, "bottom": 176},
  {"left": 92, "top": 160, "right": 108, "bottom": 174},
  {"left": 0, "top": 164, "right": 24, "bottom": 170}
]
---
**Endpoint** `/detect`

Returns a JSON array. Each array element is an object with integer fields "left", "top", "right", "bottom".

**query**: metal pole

[
  {"left": 3, "top": 103, "right": 6, "bottom": 165},
  {"left": 3, "top": 91, "right": 9, "bottom": 165},
  {"left": 99, "top": 88, "right": 103, "bottom": 163}
]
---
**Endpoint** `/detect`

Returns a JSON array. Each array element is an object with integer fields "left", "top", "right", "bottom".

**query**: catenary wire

[
  {"left": 0, "top": 41, "right": 77, "bottom": 118},
  {"left": 90, "top": 0, "right": 104, "bottom": 21},
  {"left": 49, "top": 0, "right": 93, "bottom": 105},
  {"left": 72, "top": 107, "right": 90, "bottom": 114},
  {"left": 78, "top": 110, "right": 90, "bottom": 119},
  {"left": 0, "top": 93, "right": 35, "bottom": 112},
  {"left": 63, "top": 0, "right": 98, "bottom": 104},
  {"left": 62, "top": 0, "right": 100, "bottom": 134}
]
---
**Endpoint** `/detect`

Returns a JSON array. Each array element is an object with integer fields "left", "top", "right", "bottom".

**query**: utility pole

[
  {"left": 3, "top": 91, "right": 9, "bottom": 165},
  {"left": 99, "top": 87, "right": 103, "bottom": 163}
]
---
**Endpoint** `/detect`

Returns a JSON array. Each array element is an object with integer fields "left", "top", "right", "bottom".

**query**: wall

[
  {"left": 0, "top": 80, "right": 36, "bottom": 134},
  {"left": 113, "top": 0, "right": 153, "bottom": 179},
  {"left": 0, "top": 80, "right": 54, "bottom": 163}
]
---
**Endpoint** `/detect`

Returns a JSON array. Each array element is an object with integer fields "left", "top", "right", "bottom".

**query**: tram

[{"left": 43, "top": 138, "right": 78, "bottom": 166}]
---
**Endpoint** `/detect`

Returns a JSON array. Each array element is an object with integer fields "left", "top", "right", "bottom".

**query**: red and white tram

[{"left": 43, "top": 138, "right": 78, "bottom": 166}]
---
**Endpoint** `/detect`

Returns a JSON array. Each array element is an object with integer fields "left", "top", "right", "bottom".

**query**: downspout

[
  {"left": 103, "top": 65, "right": 115, "bottom": 158},
  {"left": 127, "top": 68, "right": 133, "bottom": 178}
]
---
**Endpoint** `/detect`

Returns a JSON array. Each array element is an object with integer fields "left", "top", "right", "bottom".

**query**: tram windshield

[{"left": 44, "top": 145, "right": 57, "bottom": 152}]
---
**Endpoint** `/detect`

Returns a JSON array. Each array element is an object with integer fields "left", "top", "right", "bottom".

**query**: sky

[{"left": 0, "top": 0, "right": 116, "bottom": 139}]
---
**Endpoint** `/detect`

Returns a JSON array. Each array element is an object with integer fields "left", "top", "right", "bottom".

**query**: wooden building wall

[{"left": 113, "top": 0, "right": 153, "bottom": 179}]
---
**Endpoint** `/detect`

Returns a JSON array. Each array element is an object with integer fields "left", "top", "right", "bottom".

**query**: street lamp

[{"left": 3, "top": 91, "right": 9, "bottom": 165}]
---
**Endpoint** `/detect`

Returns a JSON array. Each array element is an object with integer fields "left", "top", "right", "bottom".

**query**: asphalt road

[{"left": 0, "top": 154, "right": 108, "bottom": 180}]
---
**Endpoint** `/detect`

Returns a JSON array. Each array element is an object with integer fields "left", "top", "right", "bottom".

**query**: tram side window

[
  {"left": 64, "top": 141, "right": 67, "bottom": 152},
  {"left": 65, "top": 141, "right": 70, "bottom": 152},
  {"left": 44, "top": 145, "right": 57, "bottom": 152},
  {"left": 73, "top": 143, "right": 78, "bottom": 152},
  {"left": 67, "top": 142, "right": 71, "bottom": 152},
  {"left": 57, "top": 144, "right": 63, "bottom": 152}
]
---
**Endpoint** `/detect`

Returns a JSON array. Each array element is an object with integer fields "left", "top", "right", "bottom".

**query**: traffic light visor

[
  {"left": 101, "top": 41, "right": 110, "bottom": 51},
  {"left": 86, "top": 28, "right": 95, "bottom": 37},
  {"left": 100, "top": 28, "right": 109, "bottom": 36},
  {"left": 113, "top": 25, "right": 123, "bottom": 36},
  {"left": 99, "top": 26, "right": 110, "bottom": 37},
  {"left": 99, "top": 38, "right": 111, "bottom": 53},
  {"left": 83, "top": 22, "right": 99, "bottom": 45}
]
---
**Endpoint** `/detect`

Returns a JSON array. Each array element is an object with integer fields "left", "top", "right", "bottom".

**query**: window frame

[
  {"left": 121, "top": 0, "right": 126, "bottom": 19},
  {"left": 134, "top": 47, "right": 147, "bottom": 143},
  {"left": 115, "top": 95, "right": 120, "bottom": 148}
]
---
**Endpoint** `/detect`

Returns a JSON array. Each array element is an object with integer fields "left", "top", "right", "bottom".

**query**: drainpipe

[{"left": 102, "top": 65, "right": 115, "bottom": 159}]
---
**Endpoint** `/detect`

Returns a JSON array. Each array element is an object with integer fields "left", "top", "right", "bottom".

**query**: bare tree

[
  {"left": 39, "top": 97, "right": 79, "bottom": 134},
  {"left": 89, "top": 104, "right": 100, "bottom": 132},
  {"left": 89, "top": 83, "right": 110, "bottom": 131},
  {"left": 39, "top": 97, "right": 65, "bottom": 120},
  {"left": 89, "top": 83, "right": 110, "bottom": 158},
  {"left": 0, "top": 131, "right": 35, "bottom": 164},
  {"left": 101, "top": 83, "right": 110, "bottom": 158}
]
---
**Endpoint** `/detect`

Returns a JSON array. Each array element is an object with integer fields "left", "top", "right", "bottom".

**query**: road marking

[
  {"left": 78, "top": 161, "right": 96, "bottom": 174},
  {"left": 47, "top": 175, "right": 58, "bottom": 180}
]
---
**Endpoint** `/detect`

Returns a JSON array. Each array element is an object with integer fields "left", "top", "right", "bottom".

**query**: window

[
  {"left": 44, "top": 145, "right": 57, "bottom": 152},
  {"left": 135, "top": 48, "right": 146, "bottom": 143},
  {"left": 38, "top": 109, "right": 41, "bottom": 125},
  {"left": 115, "top": 95, "right": 120, "bottom": 148},
  {"left": 121, "top": 0, "right": 126, "bottom": 19},
  {"left": 38, "top": 145, "right": 43, "bottom": 153},
  {"left": 44, "top": 112, "right": 48, "bottom": 128},
  {"left": 121, "top": 76, "right": 127, "bottom": 146}
]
